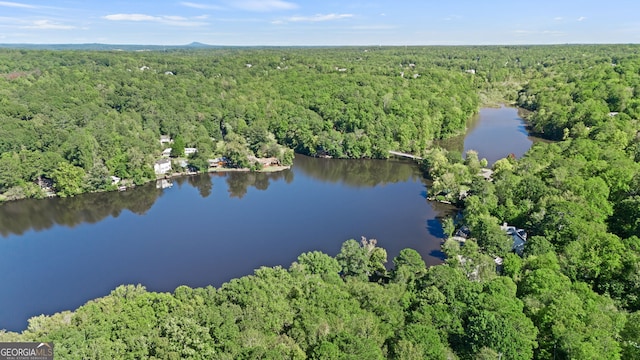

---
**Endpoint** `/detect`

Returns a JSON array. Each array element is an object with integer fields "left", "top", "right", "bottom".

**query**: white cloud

[
  {"left": 578, "top": 16, "right": 586, "bottom": 21},
  {"left": 0, "top": 1, "right": 37, "bottom": 9},
  {"left": 21, "top": 19, "right": 75, "bottom": 30},
  {"left": 180, "top": 2, "right": 224, "bottom": 10},
  {"left": 104, "top": 13, "right": 207, "bottom": 27},
  {"left": 554, "top": 17, "right": 563, "bottom": 21},
  {"left": 285, "top": 13, "right": 353, "bottom": 22},
  {"left": 164, "top": 15, "right": 188, "bottom": 21},
  {"left": 105, "top": 13, "right": 158, "bottom": 21},
  {"left": 230, "top": 0, "right": 298, "bottom": 12}
]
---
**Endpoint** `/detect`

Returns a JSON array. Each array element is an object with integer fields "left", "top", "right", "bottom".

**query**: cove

[
  {"left": 0, "top": 106, "right": 534, "bottom": 331},
  {"left": 439, "top": 105, "right": 544, "bottom": 164}
]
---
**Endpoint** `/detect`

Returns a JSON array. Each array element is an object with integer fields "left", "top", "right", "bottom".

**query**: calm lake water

[
  {"left": 0, "top": 106, "right": 532, "bottom": 331},
  {"left": 440, "top": 105, "right": 543, "bottom": 165}
]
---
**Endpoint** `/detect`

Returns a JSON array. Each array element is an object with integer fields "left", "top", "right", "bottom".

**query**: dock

[{"left": 389, "top": 150, "right": 422, "bottom": 160}]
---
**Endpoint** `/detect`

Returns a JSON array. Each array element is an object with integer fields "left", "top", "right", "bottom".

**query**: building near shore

[{"left": 154, "top": 159, "right": 172, "bottom": 175}]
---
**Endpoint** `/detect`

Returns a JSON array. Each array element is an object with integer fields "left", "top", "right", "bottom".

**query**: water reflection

[
  {"left": 439, "top": 106, "right": 545, "bottom": 165},
  {"left": 0, "top": 185, "right": 162, "bottom": 237},
  {"left": 224, "top": 169, "right": 293, "bottom": 199},
  {"left": 0, "top": 155, "right": 426, "bottom": 238},
  {"left": 293, "top": 155, "right": 422, "bottom": 187}
]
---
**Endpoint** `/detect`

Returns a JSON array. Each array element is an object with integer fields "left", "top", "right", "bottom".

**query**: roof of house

[{"left": 155, "top": 159, "right": 171, "bottom": 165}]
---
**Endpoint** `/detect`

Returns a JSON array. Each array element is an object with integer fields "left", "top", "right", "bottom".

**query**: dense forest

[
  {"left": 1, "top": 45, "right": 640, "bottom": 359},
  {"left": 0, "top": 46, "right": 481, "bottom": 201}
]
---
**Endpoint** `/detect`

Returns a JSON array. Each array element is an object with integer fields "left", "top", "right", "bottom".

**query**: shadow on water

[
  {"left": 426, "top": 218, "right": 444, "bottom": 238},
  {"left": 429, "top": 249, "right": 446, "bottom": 261},
  {"left": 516, "top": 123, "right": 530, "bottom": 137}
]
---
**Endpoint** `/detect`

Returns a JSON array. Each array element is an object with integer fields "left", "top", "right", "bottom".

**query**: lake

[
  {"left": 0, "top": 106, "right": 533, "bottom": 331},
  {"left": 439, "top": 105, "right": 543, "bottom": 165}
]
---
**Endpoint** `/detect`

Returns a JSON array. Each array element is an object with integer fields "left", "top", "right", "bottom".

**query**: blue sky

[{"left": 0, "top": 0, "right": 639, "bottom": 45}]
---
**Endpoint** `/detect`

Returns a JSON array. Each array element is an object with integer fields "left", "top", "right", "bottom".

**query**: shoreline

[
  {"left": 0, "top": 165, "right": 292, "bottom": 204},
  {"left": 203, "top": 165, "right": 291, "bottom": 173}
]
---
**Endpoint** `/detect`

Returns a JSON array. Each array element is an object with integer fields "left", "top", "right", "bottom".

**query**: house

[
  {"left": 110, "top": 176, "right": 121, "bottom": 185},
  {"left": 248, "top": 156, "right": 280, "bottom": 167},
  {"left": 35, "top": 176, "right": 56, "bottom": 197},
  {"left": 451, "top": 225, "right": 471, "bottom": 243},
  {"left": 208, "top": 157, "right": 226, "bottom": 168},
  {"left": 160, "top": 135, "right": 172, "bottom": 145},
  {"left": 452, "top": 222, "right": 528, "bottom": 256},
  {"left": 164, "top": 71, "right": 174, "bottom": 75},
  {"left": 480, "top": 168, "right": 494, "bottom": 181},
  {"left": 154, "top": 159, "right": 172, "bottom": 175},
  {"left": 465, "top": 69, "right": 476, "bottom": 74},
  {"left": 184, "top": 148, "right": 197, "bottom": 156},
  {"left": 501, "top": 222, "right": 527, "bottom": 255},
  {"left": 455, "top": 226, "right": 471, "bottom": 239},
  {"left": 162, "top": 148, "right": 172, "bottom": 158}
]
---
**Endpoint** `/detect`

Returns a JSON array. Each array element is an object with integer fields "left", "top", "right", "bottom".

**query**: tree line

[
  {"left": 0, "top": 46, "right": 482, "bottom": 201},
  {"left": 1, "top": 236, "right": 637, "bottom": 359}
]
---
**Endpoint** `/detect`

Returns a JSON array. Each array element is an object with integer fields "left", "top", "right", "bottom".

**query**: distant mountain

[
  {"left": 186, "top": 42, "right": 213, "bottom": 48},
  {"left": 0, "top": 42, "right": 220, "bottom": 51}
]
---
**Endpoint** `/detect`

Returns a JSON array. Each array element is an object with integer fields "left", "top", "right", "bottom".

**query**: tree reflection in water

[
  {"left": 0, "top": 183, "right": 163, "bottom": 237},
  {"left": 0, "top": 155, "right": 426, "bottom": 237}
]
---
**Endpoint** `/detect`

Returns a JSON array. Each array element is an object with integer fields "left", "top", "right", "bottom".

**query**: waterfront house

[
  {"left": 161, "top": 148, "right": 172, "bottom": 158},
  {"left": 480, "top": 168, "right": 494, "bottom": 181},
  {"left": 501, "top": 222, "right": 527, "bottom": 255},
  {"left": 451, "top": 225, "right": 471, "bottom": 243},
  {"left": 154, "top": 159, "right": 172, "bottom": 175},
  {"left": 248, "top": 156, "right": 279, "bottom": 167},
  {"left": 184, "top": 148, "right": 197, "bottom": 156},
  {"left": 208, "top": 157, "right": 226, "bottom": 168}
]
